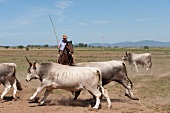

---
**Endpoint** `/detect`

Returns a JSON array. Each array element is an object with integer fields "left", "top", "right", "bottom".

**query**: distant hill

[{"left": 89, "top": 40, "right": 170, "bottom": 47}]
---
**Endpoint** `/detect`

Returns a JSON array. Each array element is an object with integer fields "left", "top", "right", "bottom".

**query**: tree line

[{"left": 0, "top": 43, "right": 150, "bottom": 49}]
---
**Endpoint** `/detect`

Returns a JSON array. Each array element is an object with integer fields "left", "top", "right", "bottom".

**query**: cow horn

[
  {"left": 25, "top": 56, "right": 32, "bottom": 65},
  {"left": 33, "top": 61, "right": 36, "bottom": 66}
]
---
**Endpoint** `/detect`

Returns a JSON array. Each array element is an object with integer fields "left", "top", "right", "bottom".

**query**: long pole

[
  {"left": 102, "top": 36, "right": 104, "bottom": 52},
  {"left": 49, "top": 15, "right": 59, "bottom": 45},
  {"left": 49, "top": 15, "right": 59, "bottom": 63}
]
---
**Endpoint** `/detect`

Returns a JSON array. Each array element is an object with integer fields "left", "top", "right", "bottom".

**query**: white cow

[
  {"left": 73, "top": 60, "right": 139, "bottom": 100},
  {"left": 122, "top": 51, "right": 152, "bottom": 73},
  {"left": 25, "top": 57, "right": 111, "bottom": 109},
  {"left": 0, "top": 63, "right": 22, "bottom": 100}
]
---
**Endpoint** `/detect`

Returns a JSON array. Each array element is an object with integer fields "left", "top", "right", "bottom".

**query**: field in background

[{"left": 0, "top": 47, "right": 170, "bottom": 113}]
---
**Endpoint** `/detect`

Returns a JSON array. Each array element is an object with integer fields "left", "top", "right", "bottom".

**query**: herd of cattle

[{"left": 0, "top": 52, "right": 152, "bottom": 109}]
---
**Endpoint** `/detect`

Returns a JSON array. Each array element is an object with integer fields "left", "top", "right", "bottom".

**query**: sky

[{"left": 0, "top": 0, "right": 170, "bottom": 46}]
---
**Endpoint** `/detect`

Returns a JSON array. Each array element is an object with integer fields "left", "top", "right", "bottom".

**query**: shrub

[{"left": 144, "top": 46, "right": 149, "bottom": 49}]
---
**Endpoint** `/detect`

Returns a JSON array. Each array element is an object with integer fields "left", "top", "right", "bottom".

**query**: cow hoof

[
  {"left": 13, "top": 98, "right": 17, "bottom": 101},
  {"left": 92, "top": 106, "right": 99, "bottom": 110},
  {"left": 92, "top": 104, "right": 101, "bottom": 110},
  {"left": 132, "top": 97, "right": 139, "bottom": 100},
  {"left": 125, "top": 93, "right": 139, "bottom": 100},
  {"left": 28, "top": 98, "right": 33, "bottom": 101},
  {"left": 125, "top": 93, "right": 129, "bottom": 97},
  {"left": 28, "top": 99, "right": 32, "bottom": 102},
  {"left": 88, "top": 107, "right": 98, "bottom": 111},
  {"left": 38, "top": 102, "right": 45, "bottom": 106},
  {"left": 108, "top": 104, "right": 112, "bottom": 108},
  {"left": 88, "top": 107, "right": 97, "bottom": 111},
  {"left": 29, "top": 96, "right": 35, "bottom": 101},
  {"left": 28, "top": 97, "right": 40, "bottom": 103}
]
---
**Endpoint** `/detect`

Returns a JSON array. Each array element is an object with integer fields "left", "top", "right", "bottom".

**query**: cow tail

[
  {"left": 13, "top": 64, "right": 22, "bottom": 91},
  {"left": 149, "top": 55, "right": 152, "bottom": 68},
  {"left": 122, "top": 63, "right": 133, "bottom": 89},
  {"left": 96, "top": 69, "right": 102, "bottom": 88},
  {"left": 16, "top": 79, "right": 22, "bottom": 91}
]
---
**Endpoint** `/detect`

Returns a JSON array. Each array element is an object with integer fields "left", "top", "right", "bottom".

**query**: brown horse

[{"left": 58, "top": 41, "right": 74, "bottom": 65}]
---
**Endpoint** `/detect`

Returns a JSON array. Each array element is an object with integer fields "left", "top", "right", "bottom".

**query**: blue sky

[{"left": 0, "top": 0, "right": 170, "bottom": 46}]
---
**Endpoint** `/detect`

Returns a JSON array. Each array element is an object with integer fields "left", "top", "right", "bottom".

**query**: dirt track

[
  {"left": 0, "top": 72, "right": 170, "bottom": 113},
  {"left": 0, "top": 83, "right": 141, "bottom": 113}
]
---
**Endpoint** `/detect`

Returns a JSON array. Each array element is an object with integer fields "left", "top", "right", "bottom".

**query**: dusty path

[
  {"left": 0, "top": 73, "right": 170, "bottom": 113},
  {"left": 0, "top": 81, "right": 140, "bottom": 113}
]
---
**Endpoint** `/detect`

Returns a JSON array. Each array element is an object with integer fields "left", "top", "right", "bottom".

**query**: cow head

[
  {"left": 122, "top": 51, "right": 132, "bottom": 61},
  {"left": 25, "top": 57, "right": 39, "bottom": 81}
]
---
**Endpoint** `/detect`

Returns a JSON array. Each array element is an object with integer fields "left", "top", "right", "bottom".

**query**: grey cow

[
  {"left": 25, "top": 57, "right": 111, "bottom": 109},
  {"left": 122, "top": 51, "right": 152, "bottom": 73},
  {"left": 73, "top": 60, "right": 139, "bottom": 100},
  {"left": 0, "top": 63, "right": 22, "bottom": 100}
]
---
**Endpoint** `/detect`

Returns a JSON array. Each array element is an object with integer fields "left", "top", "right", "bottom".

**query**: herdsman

[{"left": 57, "top": 34, "right": 75, "bottom": 65}]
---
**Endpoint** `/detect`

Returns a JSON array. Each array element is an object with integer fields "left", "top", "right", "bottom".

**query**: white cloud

[
  {"left": 54, "top": 0, "right": 73, "bottom": 9},
  {"left": 53, "top": 0, "right": 73, "bottom": 22},
  {"left": 0, "top": 1, "right": 73, "bottom": 33},
  {"left": 78, "top": 22, "right": 86, "bottom": 26},
  {"left": 53, "top": 9, "right": 65, "bottom": 22},
  {"left": 0, "top": 1, "right": 73, "bottom": 30},
  {"left": 91, "top": 20, "right": 108, "bottom": 24}
]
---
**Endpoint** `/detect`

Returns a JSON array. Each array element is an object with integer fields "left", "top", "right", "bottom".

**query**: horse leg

[{"left": 58, "top": 51, "right": 63, "bottom": 64}]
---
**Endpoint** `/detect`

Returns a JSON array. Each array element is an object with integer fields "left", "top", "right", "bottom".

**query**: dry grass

[{"left": 0, "top": 47, "right": 170, "bottom": 112}]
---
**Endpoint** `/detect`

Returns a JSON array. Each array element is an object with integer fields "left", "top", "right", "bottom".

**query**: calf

[
  {"left": 0, "top": 63, "right": 22, "bottom": 100},
  {"left": 122, "top": 52, "right": 152, "bottom": 73}
]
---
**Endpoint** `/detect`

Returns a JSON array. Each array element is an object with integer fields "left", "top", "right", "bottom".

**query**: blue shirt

[{"left": 59, "top": 40, "right": 67, "bottom": 51}]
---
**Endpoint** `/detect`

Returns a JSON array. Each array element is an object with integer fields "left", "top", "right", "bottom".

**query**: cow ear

[{"left": 33, "top": 61, "right": 36, "bottom": 69}]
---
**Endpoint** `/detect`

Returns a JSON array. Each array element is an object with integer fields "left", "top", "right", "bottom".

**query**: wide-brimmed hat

[{"left": 63, "top": 34, "right": 68, "bottom": 39}]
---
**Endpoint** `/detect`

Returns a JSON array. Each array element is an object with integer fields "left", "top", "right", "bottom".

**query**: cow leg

[
  {"left": 92, "top": 92, "right": 101, "bottom": 109},
  {"left": 39, "top": 89, "right": 53, "bottom": 106},
  {"left": 100, "top": 86, "right": 111, "bottom": 108},
  {"left": 133, "top": 63, "right": 138, "bottom": 73},
  {"left": 30, "top": 87, "right": 43, "bottom": 101},
  {"left": 29, "top": 81, "right": 49, "bottom": 101},
  {"left": 87, "top": 88, "right": 101, "bottom": 109},
  {"left": 1, "top": 82, "right": 11, "bottom": 100},
  {"left": 73, "top": 90, "right": 81, "bottom": 100},
  {"left": 146, "top": 67, "right": 149, "bottom": 72},
  {"left": 146, "top": 63, "right": 152, "bottom": 72},
  {"left": 12, "top": 80, "right": 18, "bottom": 100},
  {"left": 146, "top": 67, "right": 150, "bottom": 72},
  {"left": 129, "top": 65, "right": 133, "bottom": 72},
  {"left": 123, "top": 82, "right": 139, "bottom": 100}
]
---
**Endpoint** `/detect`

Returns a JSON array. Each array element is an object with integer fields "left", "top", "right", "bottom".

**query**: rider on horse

[{"left": 58, "top": 34, "right": 75, "bottom": 65}]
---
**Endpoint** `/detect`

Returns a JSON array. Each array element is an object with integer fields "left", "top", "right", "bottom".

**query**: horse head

[{"left": 65, "top": 41, "right": 74, "bottom": 54}]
